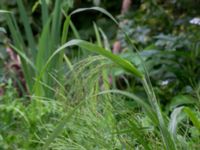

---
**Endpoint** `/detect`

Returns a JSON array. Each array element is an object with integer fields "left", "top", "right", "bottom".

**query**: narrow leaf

[
  {"left": 16, "top": 0, "right": 37, "bottom": 60},
  {"left": 70, "top": 7, "right": 119, "bottom": 26}
]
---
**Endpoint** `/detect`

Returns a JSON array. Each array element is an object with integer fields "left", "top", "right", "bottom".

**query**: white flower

[
  {"left": 161, "top": 80, "right": 169, "bottom": 86},
  {"left": 190, "top": 17, "right": 200, "bottom": 25}
]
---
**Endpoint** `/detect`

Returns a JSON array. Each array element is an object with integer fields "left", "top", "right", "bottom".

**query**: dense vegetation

[{"left": 0, "top": 0, "right": 200, "bottom": 149}]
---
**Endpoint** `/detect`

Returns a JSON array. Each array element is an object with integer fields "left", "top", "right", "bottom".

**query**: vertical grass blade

[
  {"left": 69, "top": 20, "right": 81, "bottom": 39},
  {"left": 6, "top": 14, "right": 34, "bottom": 92},
  {"left": 142, "top": 77, "right": 177, "bottom": 150},
  {"left": 16, "top": 0, "right": 37, "bottom": 60},
  {"left": 99, "top": 27, "right": 111, "bottom": 50},
  {"left": 51, "top": 0, "right": 63, "bottom": 50},
  {"left": 93, "top": 22, "right": 102, "bottom": 47},
  {"left": 36, "top": 19, "right": 51, "bottom": 73},
  {"left": 41, "top": 0, "right": 49, "bottom": 27},
  {"left": 61, "top": 16, "right": 71, "bottom": 45}
]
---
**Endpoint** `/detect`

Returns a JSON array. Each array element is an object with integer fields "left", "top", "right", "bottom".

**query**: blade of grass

[
  {"left": 34, "top": 19, "right": 51, "bottom": 96},
  {"left": 32, "top": 0, "right": 40, "bottom": 13},
  {"left": 99, "top": 27, "right": 110, "bottom": 50},
  {"left": 64, "top": 54, "right": 73, "bottom": 71},
  {"left": 36, "top": 19, "right": 51, "bottom": 73},
  {"left": 51, "top": 0, "right": 63, "bottom": 49},
  {"left": 69, "top": 21, "right": 81, "bottom": 39},
  {"left": 142, "top": 77, "right": 176, "bottom": 150},
  {"left": 41, "top": 0, "right": 49, "bottom": 27},
  {"left": 6, "top": 14, "right": 34, "bottom": 92},
  {"left": 60, "top": 16, "right": 72, "bottom": 71},
  {"left": 70, "top": 7, "right": 119, "bottom": 26},
  {"left": 16, "top": 0, "right": 37, "bottom": 60},
  {"left": 70, "top": 6, "right": 137, "bottom": 52},
  {"left": 61, "top": 16, "right": 71, "bottom": 44},
  {"left": 168, "top": 106, "right": 184, "bottom": 138},
  {"left": 10, "top": 44, "right": 36, "bottom": 70},
  {"left": 93, "top": 23, "right": 110, "bottom": 92},
  {"left": 93, "top": 22, "right": 102, "bottom": 47}
]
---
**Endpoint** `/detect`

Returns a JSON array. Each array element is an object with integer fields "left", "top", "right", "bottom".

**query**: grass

[
  {"left": 1, "top": 58, "right": 199, "bottom": 149},
  {"left": 0, "top": 0, "right": 200, "bottom": 149}
]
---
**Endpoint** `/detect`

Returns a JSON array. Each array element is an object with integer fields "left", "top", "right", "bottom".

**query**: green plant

[{"left": 1, "top": 0, "right": 72, "bottom": 97}]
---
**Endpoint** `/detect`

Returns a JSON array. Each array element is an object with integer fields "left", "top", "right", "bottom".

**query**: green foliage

[
  {"left": 0, "top": 0, "right": 200, "bottom": 149},
  {"left": 2, "top": 0, "right": 70, "bottom": 97}
]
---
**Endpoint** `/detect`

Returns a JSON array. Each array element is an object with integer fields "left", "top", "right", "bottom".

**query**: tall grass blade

[
  {"left": 69, "top": 21, "right": 81, "bottom": 39},
  {"left": 142, "top": 78, "right": 177, "bottom": 150},
  {"left": 93, "top": 22, "right": 102, "bottom": 47},
  {"left": 60, "top": 16, "right": 71, "bottom": 70},
  {"left": 10, "top": 44, "right": 36, "bottom": 70},
  {"left": 34, "top": 19, "right": 51, "bottom": 96},
  {"left": 43, "top": 0, "right": 63, "bottom": 96},
  {"left": 51, "top": 0, "right": 62, "bottom": 49},
  {"left": 41, "top": 0, "right": 49, "bottom": 27},
  {"left": 99, "top": 28, "right": 110, "bottom": 50},
  {"left": 6, "top": 14, "right": 34, "bottom": 92},
  {"left": 36, "top": 19, "right": 51, "bottom": 73},
  {"left": 16, "top": 0, "right": 37, "bottom": 60},
  {"left": 61, "top": 16, "right": 71, "bottom": 45}
]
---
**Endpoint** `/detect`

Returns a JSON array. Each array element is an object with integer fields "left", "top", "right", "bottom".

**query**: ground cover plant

[{"left": 0, "top": 0, "right": 200, "bottom": 149}]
